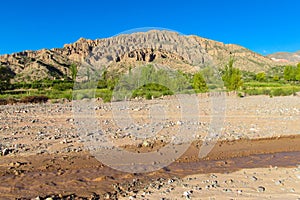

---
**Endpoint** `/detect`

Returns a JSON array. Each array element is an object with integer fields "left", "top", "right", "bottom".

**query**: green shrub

[
  {"left": 244, "top": 89, "right": 271, "bottom": 96},
  {"left": 145, "top": 92, "right": 152, "bottom": 100},
  {"left": 255, "top": 72, "right": 266, "bottom": 82},
  {"left": 271, "top": 88, "right": 294, "bottom": 96},
  {"left": 238, "top": 92, "right": 244, "bottom": 98},
  {"left": 0, "top": 66, "right": 14, "bottom": 93},
  {"left": 53, "top": 82, "right": 74, "bottom": 91},
  {"left": 96, "top": 89, "right": 112, "bottom": 102}
]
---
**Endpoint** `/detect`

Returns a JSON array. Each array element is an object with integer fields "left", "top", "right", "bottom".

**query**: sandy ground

[
  {"left": 0, "top": 95, "right": 299, "bottom": 199},
  {"left": 123, "top": 166, "right": 300, "bottom": 200}
]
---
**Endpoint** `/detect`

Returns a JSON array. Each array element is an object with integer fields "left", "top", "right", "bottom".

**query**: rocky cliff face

[
  {"left": 84, "top": 30, "right": 213, "bottom": 75},
  {"left": 0, "top": 30, "right": 283, "bottom": 82}
]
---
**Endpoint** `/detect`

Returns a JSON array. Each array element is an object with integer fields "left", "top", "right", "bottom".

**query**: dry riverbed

[{"left": 0, "top": 95, "right": 299, "bottom": 199}]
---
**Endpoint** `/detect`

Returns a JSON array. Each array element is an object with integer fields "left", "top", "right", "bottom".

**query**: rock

[
  {"left": 223, "top": 188, "right": 232, "bottom": 193},
  {"left": 104, "top": 192, "right": 111, "bottom": 199},
  {"left": 176, "top": 121, "right": 183, "bottom": 125},
  {"left": 14, "top": 170, "right": 20, "bottom": 176},
  {"left": 257, "top": 186, "right": 265, "bottom": 192},
  {"left": 2, "top": 148, "right": 10, "bottom": 156},
  {"left": 210, "top": 174, "right": 218, "bottom": 179},
  {"left": 251, "top": 176, "right": 258, "bottom": 181},
  {"left": 31, "top": 119, "right": 38, "bottom": 123},
  {"left": 9, "top": 161, "right": 22, "bottom": 167},
  {"left": 224, "top": 179, "right": 234, "bottom": 184},
  {"left": 183, "top": 190, "right": 193, "bottom": 199},
  {"left": 60, "top": 139, "right": 66, "bottom": 144},
  {"left": 168, "top": 179, "right": 175, "bottom": 184},
  {"left": 274, "top": 180, "right": 283, "bottom": 185},
  {"left": 142, "top": 140, "right": 152, "bottom": 147}
]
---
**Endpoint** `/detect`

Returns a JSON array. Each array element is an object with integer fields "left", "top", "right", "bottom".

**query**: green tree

[
  {"left": 295, "top": 64, "right": 300, "bottom": 81},
  {"left": 283, "top": 65, "right": 295, "bottom": 81},
  {"left": 222, "top": 58, "right": 243, "bottom": 91},
  {"left": 97, "top": 70, "right": 108, "bottom": 89},
  {"left": 193, "top": 72, "right": 208, "bottom": 93},
  {"left": 0, "top": 66, "right": 14, "bottom": 93},
  {"left": 273, "top": 75, "right": 280, "bottom": 82},
  {"left": 70, "top": 63, "right": 78, "bottom": 81},
  {"left": 140, "top": 65, "right": 155, "bottom": 85},
  {"left": 174, "top": 70, "right": 190, "bottom": 92},
  {"left": 255, "top": 72, "right": 266, "bottom": 82}
]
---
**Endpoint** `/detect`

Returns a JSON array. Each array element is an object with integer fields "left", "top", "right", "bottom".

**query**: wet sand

[{"left": 0, "top": 135, "right": 299, "bottom": 199}]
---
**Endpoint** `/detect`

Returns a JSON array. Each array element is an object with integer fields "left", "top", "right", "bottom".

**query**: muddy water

[
  {"left": 165, "top": 151, "right": 300, "bottom": 177},
  {"left": 0, "top": 136, "right": 300, "bottom": 199}
]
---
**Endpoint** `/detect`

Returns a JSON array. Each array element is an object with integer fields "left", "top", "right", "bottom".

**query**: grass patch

[
  {"left": 243, "top": 86, "right": 300, "bottom": 97},
  {"left": 244, "top": 81, "right": 284, "bottom": 88}
]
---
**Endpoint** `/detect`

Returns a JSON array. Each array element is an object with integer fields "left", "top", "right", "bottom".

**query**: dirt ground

[{"left": 0, "top": 95, "right": 299, "bottom": 199}]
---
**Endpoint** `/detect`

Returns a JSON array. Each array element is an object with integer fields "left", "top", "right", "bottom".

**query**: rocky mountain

[
  {"left": 0, "top": 38, "right": 102, "bottom": 82},
  {"left": 0, "top": 30, "right": 283, "bottom": 82},
  {"left": 267, "top": 51, "right": 300, "bottom": 63},
  {"left": 191, "top": 36, "right": 278, "bottom": 72}
]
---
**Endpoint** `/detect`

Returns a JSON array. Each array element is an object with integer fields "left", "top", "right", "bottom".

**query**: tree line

[{"left": 1, "top": 60, "right": 300, "bottom": 97}]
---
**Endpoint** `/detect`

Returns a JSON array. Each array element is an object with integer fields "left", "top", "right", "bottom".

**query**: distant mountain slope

[
  {"left": 0, "top": 30, "right": 283, "bottom": 82},
  {"left": 267, "top": 51, "right": 300, "bottom": 63},
  {"left": 0, "top": 38, "right": 101, "bottom": 82},
  {"left": 191, "top": 36, "right": 278, "bottom": 72}
]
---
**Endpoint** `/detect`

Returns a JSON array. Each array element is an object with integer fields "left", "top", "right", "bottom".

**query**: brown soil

[{"left": 0, "top": 135, "right": 299, "bottom": 199}]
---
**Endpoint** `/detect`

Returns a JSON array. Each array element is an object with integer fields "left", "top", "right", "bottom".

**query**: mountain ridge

[
  {"left": 0, "top": 30, "right": 291, "bottom": 82},
  {"left": 267, "top": 51, "right": 300, "bottom": 63}
]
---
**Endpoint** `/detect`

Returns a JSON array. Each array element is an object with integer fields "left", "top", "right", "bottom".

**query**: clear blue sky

[{"left": 1, "top": 0, "right": 299, "bottom": 55}]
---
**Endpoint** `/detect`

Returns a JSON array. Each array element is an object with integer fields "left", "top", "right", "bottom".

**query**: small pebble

[
  {"left": 223, "top": 188, "right": 232, "bottom": 193},
  {"left": 183, "top": 190, "right": 192, "bottom": 199},
  {"left": 257, "top": 186, "right": 265, "bottom": 192}
]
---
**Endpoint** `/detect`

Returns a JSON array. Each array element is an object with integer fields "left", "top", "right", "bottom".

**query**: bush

[
  {"left": 271, "top": 88, "right": 295, "bottom": 96},
  {"left": 73, "top": 93, "right": 90, "bottom": 100},
  {"left": 131, "top": 83, "right": 173, "bottom": 100},
  {"left": 145, "top": 92, "right": 152, "bottom": 100},
  {"left": 273, "top": 75, "right": 280, "bottom": 82},
  {"left": 53, "top": 82, "right": 74, "bottom": 91},
  {"left": 255, "top": 72, "right": 266, "bottom": 82},
  {"left": 208, "top": 84, "right": 218, "bottom": 90},
  {"left": 244, "top": 89, "right": 271, "bottom": 96},
  {"left": 244, "top": 87, "right": 298, "bottom": 97},
  {"left": 95, "top": 89, "right": 112, "bottom": 102},
  {"left": 238, "top": 92, "right": 245, "bottom": 98},
  {"left": 0, "top": 66, "right": 14, "bottom": 93}
]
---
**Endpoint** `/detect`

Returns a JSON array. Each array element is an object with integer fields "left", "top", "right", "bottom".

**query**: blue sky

[{"left": 0, "top": 0, "right": 299, "bottom": 55}]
